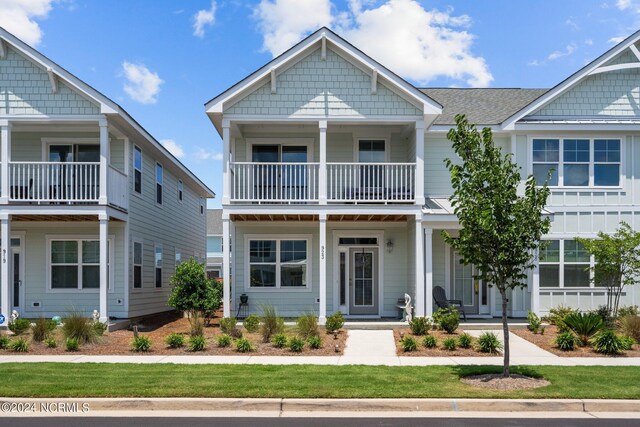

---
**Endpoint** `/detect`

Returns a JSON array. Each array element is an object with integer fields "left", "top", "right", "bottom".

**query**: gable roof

[
  {"left": 421, "top": 88, "right": 548, "bottom": 126},
  {"left": 0, "top": 26, "right": 214, "bottom": 198},
  {"left": 502, "top": 29, "right": 640, "bottom": 129}
]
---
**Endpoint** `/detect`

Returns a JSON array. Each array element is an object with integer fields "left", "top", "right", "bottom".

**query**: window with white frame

[
  {"left": 532, "top": 138, "right": 621, "bottom": 187},
  {"left": 248, "top": 238, "right": 308, "bottom": 288},
  {"left": 156, "top": 163, "right": 163, "bottom": 205},
  {"left": 134, "top": 146, "right": 143, "bottom": 194},
  {"left": 539, "top": 239, "right": 592, "bottom": 288},
  {"left": 178, "top": 180, "right": 183, "bottom": 202},
  {"left": 175, "top": 249, "right": 182, "bottom": 266},
  {"left": 133, "top": 239, "right": 143, "bottom": 289},
  {"left": 200, "top": 197, "right": 204, "bottom": 214},
  {"left": 155, "top": 245, "right": 162, "bottom": 288},
  {"left": 49, "top": 239, "right": 110, "bottom": 290}
]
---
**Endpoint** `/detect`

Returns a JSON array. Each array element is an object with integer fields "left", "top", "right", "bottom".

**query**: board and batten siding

[{"left": 127, "top": 141, "right": 207, "bottom": 318}]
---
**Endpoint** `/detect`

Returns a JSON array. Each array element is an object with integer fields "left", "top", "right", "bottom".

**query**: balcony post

[
  {"left": 0, "top": 214, "right": 10, "bottom": 327},
  {"left": 319, "top": 120, "right": 327, "bottom": 204},
  {"left": 99, "top": 119, "right": 109, "bottom": 205},
  {"left": 415, "top": 215, "right": 425, "bottom": 317},
  {"left": 222, "top": 214, "right": 231, "bottom": 317},
  {"left": 319, "top": 213, "right": 327, "bottom": 324},
  {"left": 99, "top": 214, "right": 109, "bottom": 324},
  {"left": 222, "top": 120, "right": 231, "bottom": 205},
  {"left": 0, "top": 122, "right": 11, "bottom": 204},
  {"left": 415, "top": 120, "right": 425, "bottom": 206}
]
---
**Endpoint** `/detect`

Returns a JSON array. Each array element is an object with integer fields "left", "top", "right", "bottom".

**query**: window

[
  {"left": 532, "top": 138, "right": 621, "bottom": 187},
  {"left": 133, "top": 239, "right": 143, "bottom": 289},
  {"left": 49, "top": 239, "right": 109, "bottom": 290},
  {"left": 155, "top": 245, "right": 162, "bottom": 288},
  {"left": 207, "top": 236, "right": 223, "bottom": 257},
  {"left": 247, "top": 238, "right": 309, "bottom": 289},
  {"left": 200, "top": 197, "right": 204, "bottom": 214},
  {"left": 156, "top": 163, "right": 163, "bottom": 205},
  {"left": 178, "top": 180, "right": 183, "bottom": 202},
  {"left": 134, "top": 146, "right": 142, "bottom": 194},
  {"left": 539, "top": 239, "right": 592, "bottom": 288}
]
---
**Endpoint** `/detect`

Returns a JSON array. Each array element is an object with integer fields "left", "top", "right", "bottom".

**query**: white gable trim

[{"left": 501, "top": 29, "right": 640, "bottom": 130}]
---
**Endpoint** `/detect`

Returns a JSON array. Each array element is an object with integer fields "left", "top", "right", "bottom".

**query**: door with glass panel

[
  {"left": 357, "top": 140, "right": 386, "bottom": 199},
  {"left": 48, "top": 144, "right": 100, "bottom": 200},
  {"left": 451, "top": 251, "right": 479, "bottom": 315},
  {"left": 9, "top": 238, "right": 22, "bottom": 313},
  {"left": 349, "top": 248, "right": 378, "bottom": 315},
  {"left": 251, "top": 145, "right": 308, "bottom": 201}
]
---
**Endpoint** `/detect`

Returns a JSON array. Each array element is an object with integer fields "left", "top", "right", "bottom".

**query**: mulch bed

[
  {"left": 461, "top": 374, "right": 550, "bottom": 390},
  {"left": 0, "top": 316, "right": 347, "bottom": 356},
  {"left": 513, "top": 325, "right": 640, "bottom": 357},
  {"left": 393, "top": 328, "right": 498, "bottom": 357}
]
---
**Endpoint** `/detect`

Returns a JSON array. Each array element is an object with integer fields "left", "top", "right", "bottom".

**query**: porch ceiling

[
  {"left": 230, "top": 213, "right": 409, "bottom": 222},
  {"left": 12, "top": 214, "right": 124, "bottom": 222}
]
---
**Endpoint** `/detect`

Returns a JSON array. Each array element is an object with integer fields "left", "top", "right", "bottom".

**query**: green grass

[{"left": 0, "top": 364, "right": 638, "bottom": 399}]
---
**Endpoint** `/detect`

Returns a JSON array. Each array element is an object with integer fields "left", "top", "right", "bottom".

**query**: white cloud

[
  {"left": 0, "top": 0, "right": 56, "bottom": 46},
  {"left": 193, "top": 1, "right": 217, "bottom": 38},
  {"left": 254, "top": 0, "right": 492, "bottom": 87},
  {"left": 565, "top": 17, "right": 579, "bottom": 30},
  {"left": 616, "top": 0, "right": 632, "bottom": 9},
  {"left": 608, "top": 35, "right": 626, "bottom": 44},
  {"left": 195, "top": 148, "right": 222, "bottom": 161},
  {"left": 584, "top": 39, "right": 593, "bottom": 46},
  {"left": 121, "top": 62, "right": 163, "bottom": 104},
  {"left": 160, "top": 139, "right": 185, "bottom": 158},
  {"left": 529, "top": 43, "right": 577, "bottom": 66}
]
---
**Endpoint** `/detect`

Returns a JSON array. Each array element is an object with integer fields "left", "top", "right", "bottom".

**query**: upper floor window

[
  {"left": 178, "top": 180, "right": 183, "bottom": 202},
  {"left": 200, "top": 197, "right": 204, "bottom": 214},
  {"left": 134, "top": 146, "right": 142, "bottom": 194},
  {"left": 532, "top": 138, "right": 621, "bottom": 187},
  {"left": 156, "top": 163, "right": 163, "bottom": 205}
]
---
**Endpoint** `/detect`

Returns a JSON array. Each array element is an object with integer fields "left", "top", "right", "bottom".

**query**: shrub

[
  {"left": 44, "top": 338, "right": 57, "bottom": 349},
  {"left": 31, "top": 317, "right": 56, "bottom": 342},
  {"left": 131, "top": 336, "right": 152, "bottom": 352},
  {"left": 591, "top": 330, "right": 623, "bottom": 355},
  {"left": 167, "top": 258, "right": 221, "bottom": 319},
  {"left": 219, "top": 317, "right": 237, "bottom": 335},
  {"left": 188, "top": 335, "right": 207, "bottom": 352},
  {"left": 555, "top": 331, "right": 578, "bottom": 351},
  {"left": 229, "top": 327, "right": 243, "bottom": 339},
  {"left": 458, "top": 333, "right": 473, "bottom": 349},
  {"left": 423, "top": 335, "right": 437, "bottom": 348},
  {"left": 296, "top": 314, "right": 319, "bottom": 339},
  {"left": 272, "top": 333, "right": 288, "bottom": 348},
  {"left": 165, "top": 333, "right": 185, "bottom": 349},
  {"left": 437, "top": 308, "right": 460, "bottom": 334},
  {"left": 618, "top": 306, "right": 639, "bottom": 318},
  {"left": 527, "top": 311, "right": 542, "bottom": 334},
  {"left": 189, "top": 314, "right": 205, "bottom": 338},
  {"left": 0, "top": 335, "right": 10, "bottom": 349},
  {"left": 236, "top": 338, "right": 254, "bottom": 353},
  {"left": 325, "top": 311, "right": 344, "bottom": 333},
  {"left": 8, "top": 318, "right": 31, "bottom": 335},
  {"left": 216, "top": 334, "right": 232, "bottom": 348},
  {"left": 65, "top": 338, "right": 79, "bottom": 352},
  {"left": 243, "top": 315, "right": 260, "bottom": 333},
  {"left": 62, "top": 311, "right": 97, "bottom": 344},
  {"left": 620, "top": 335, "right": 636, "bottom": 351},
  {"left": 93, "top": 321, "right": 107, "bottom": 337},
  {"left": 287, "top": 337, "right": 305, "bottom": 352},
  {"left": 10, "top": 338, "right": 29, "bottom": 352},
  {"left": 563, "top": 312, "right": 605, "bottom": 346},
  {"left": 260, "top": 305, "right": 284, "bottom": 343},
  {"left": 442, "top": 337, "right": 457, "bottom": 351},
  {"left": 591, "top": 305, "right": 613, "bottom": 326},
  {"left": 409, "top": 317, "right": 431, "bottom": 336},
  {"left": 545, "top": 305, "right": 577, "bottom": 326},
  {"left": 400, "top": 336, "right": 417, "bottom": 352},
  {"left": 619, "top": 315, "right": 640, "bottom": 342},
  {"left": 477, "top": 332, "right": 502, "bottom": 354},
  {"left": 307, "top": 335, "right": 322, "bottom": 349}
]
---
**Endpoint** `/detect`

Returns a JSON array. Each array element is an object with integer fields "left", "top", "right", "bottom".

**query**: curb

[{"left": 1, "top": 398, "right": 639, "bottom": 413}]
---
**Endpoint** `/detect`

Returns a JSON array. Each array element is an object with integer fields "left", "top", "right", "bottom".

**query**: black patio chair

[{"left": 433, "top": 285, "right": 467, "bottom": 320}]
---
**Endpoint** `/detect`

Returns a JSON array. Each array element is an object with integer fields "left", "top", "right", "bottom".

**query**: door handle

[{"left": 18, "top": 280, "right": 22, "bottom": 287}]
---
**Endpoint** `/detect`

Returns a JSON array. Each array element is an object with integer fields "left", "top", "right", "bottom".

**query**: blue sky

[{"left": 1, "top": 0, "right": 639, "bottom": 207}]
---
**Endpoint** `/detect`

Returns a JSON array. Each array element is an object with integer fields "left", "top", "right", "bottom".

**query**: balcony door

[
  {"left": 357, "top": 140, "right": 386, "bottom": 199},
  {"left": 48, "top": 144, "right": 100, "bottom": 200},
  {"left": 252, "top": 145, "right": 308, "bottom": 201}
]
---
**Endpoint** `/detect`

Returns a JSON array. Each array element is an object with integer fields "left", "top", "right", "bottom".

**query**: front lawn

[{"left": 1, "top": 364, "right": 638, "bottom": 399}]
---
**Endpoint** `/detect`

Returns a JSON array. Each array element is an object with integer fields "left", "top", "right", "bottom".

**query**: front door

[
  {"left": 349, "top": 248, "right": 378, "bottom": 315},
  {"left": 452, "top": 251, "right": 479, "bottom": 315},
  {"left": 10, "top": 248, "right": 22, "bottom": 313}
]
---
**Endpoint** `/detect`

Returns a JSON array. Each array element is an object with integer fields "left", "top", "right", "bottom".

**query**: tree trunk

[{"left": 501, "top": 290, "right": 510, "bottom": 377}]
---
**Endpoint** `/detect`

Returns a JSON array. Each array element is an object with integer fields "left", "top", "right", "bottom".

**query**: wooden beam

[
  {"left": 589, "top": 62, "right": 640, "bottom": 75},
  {"left": 630, "top": 44, "right": 640, "bottom": 62},
  {"left": 371, "top": 69, "right": 378, "bottom": 94},
  {"left": 47, "top": 67, "right": 58, "bottom": 93},
  {"left": 270, "top": 68, "right": 276, "bottom": 94},
  {"left": 321, "top": 34, "right": 326, "bottom": 60}
]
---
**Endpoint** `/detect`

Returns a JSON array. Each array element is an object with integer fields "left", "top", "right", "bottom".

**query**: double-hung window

[
  {"left": 539, "top": 239, "right": 591, "bottom": 288},
  {"left": 178, "top": 180, "right": 183, "bottom": 202},
  {"left": 248, "top": 237, "right": 309, "bottom": 289},
  {"left": 134, "top": 146, "right": 142, "bottom": 194},
  {"left": 156, "top": 163, "right": 163, "bottom": 205},
  {"left": 133, "top": 239, "right": 143, "bottom": 289},
  {"left": 532, "top": 138, "right": 621, "bottom": 187},
  {"left": 50, "top": 239, "right": 109, "bottom": 290},
  {"left": 155, "top": 245, "right": 163, "bottom": 288}
]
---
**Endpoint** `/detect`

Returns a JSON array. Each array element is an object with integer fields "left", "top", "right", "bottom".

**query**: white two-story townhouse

[
  {"left": 207, "top": 27, "right": 640, "bottom": 321},
  {"left": 0, "top": 28, "right": 214, "bottom": 327}
]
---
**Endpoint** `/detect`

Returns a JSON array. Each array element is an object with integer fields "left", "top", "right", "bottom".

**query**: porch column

[
  {"left": 415, "top": 215, "right": 425, "bottom": 317},
  {"left": 319, "top": 214, "right": 327, "bottom": 324},
  {"left": 99, "top": 119, "right": 109, "bottom": 205},
  {"left": 424, "top": 226, "right": 433, "bottom": 317},
  {"left": 222, "top": 214, "right": 231, "bottom": 317},
  {"left": 0, "top": 122, "right": 11, "bottom": 204},
  {"left": 531, "top": 249, "right": 540, "bottom": 315},
  {"left": 414, "top": 121, "right": 425, "bottom": 206},
  {"left": 222, "top": 120, "right": 231, "bottom": 205},
  {"left": 99, "top": 214, "right": 109, "bottom": 323},
  {"left": 318, "top": 120, "right": 327, "bottom": 204},
  {"left": 0, "top": 214, "right": 10, "bottom": 326}
]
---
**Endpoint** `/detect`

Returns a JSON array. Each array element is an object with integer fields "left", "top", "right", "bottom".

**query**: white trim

[
  {"left": 246, "top": 138, "right": 315, "bottom": 162},
  {"left": 9, "top": 231, "right": 26, "bottom": 314},
  {"left": 353, "top": 136, "right": 390, "bottom": 163}
]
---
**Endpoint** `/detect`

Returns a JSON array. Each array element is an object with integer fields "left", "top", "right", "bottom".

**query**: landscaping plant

[
  {"left": 423, "top": 335, "right": 437, "bottom": 348},
  {"left": 307, "top": 335, "right": 322, "bottom": 349},
  {"left": 65, "top": 338, "right": 79, "bottom": 352},
  {"left": 260, "top": 305, "right": 284, "bottom": 343},
  {"left": 10, "top": 338, "right": 29, "bottom": 353},
  {"left": 555, "top": 331, "right": 578, "bottom": 351},
  {"left": 62, "top": 311, "right": 97, "bottom": 344},
  {"left": 325, "top": 311, "right": 344, "bottom": 333},
  {"left": 620, "top": 336, "right": 636, "bottom": 351},
  {"left": 590, "top": 330, "right": 624, "bottom": 355},
  {"left": 93, "top": 321, "right": 107, "bottom": 337},
  {"left": 167, "top": 258, "right": 222, "bottom": 324},
  {"left": 165, "top": 333, "right": 185, "bottom": 349},
  {"left": 409, "top": 317, "right": 431, "bottom": 336},
  {"left": 188, "top": 335, "right": 207, "bottom": 352},
  {"left": 44, "top": 338, "right": 57, "bottom": 349},
  {"left": 219, "top": 317, "right": 237, "bottom": 335},
  {"left": 458, "top": 333, "right": 473, "bottom": 349},
  {"left": 0, "top": 335, "right": 10, "bottom": 349},
  {"left": 619, "top": 315, "right": 640, "bottom": 342},
  {"left": 437, "top": 308, "right": 460, "bottom": 334},
  {"left": 272, "top": 333, "right": 288, "bottom": 348},
  {"left": 296, "top": 313, "right": 319, "bottom": 339},
  {"left": 288, "top": 337, "right": 305, "bottom": 352},
  {"left": 189, "top": 313, "right": 205, "bottom": 337},
  {"left": 243, "top": 314, "right": 260, "bottom": 333},
  {"left": 563, "top": 312, "right": 604, "bottom": 346},
  {"left": 477, "top": 332, "right": 502, "bottom": 354},
  {"left": 235, "top": 338, "right": 254, "bottom": 353},
  {"left": 131, "top": 336, "right": 152, "bottom": 352},
  {"left": 527, "top": 311, "right": 542, "bottom": 334},
  {"left": 216, "top": 334, "right": 232, "bottom": 348},
  {"left": 31, "top": 317, "right": 56, "bottom": 342},
  {"left": 8, "top": 318, "right": 31, "bottom": 335},
  {"left": 442, "top": 337, "right": 457, "bottom": 351},
  {"left": 618, "top": 305, "right": 639, "bottom": 318},
  {"left": 400, "top": 336, "right": 418, "bottom": 352}
]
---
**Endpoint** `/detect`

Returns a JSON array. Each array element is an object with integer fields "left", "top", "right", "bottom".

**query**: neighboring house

[
  {"left": 0, "top": 28, "right": 214, "bottom": 326},
  {"left": 206, "top": 209, "right": 223, "bottom": 278},
  {"left": 206, "top": 27, "right": 640, "bottom": 321}
]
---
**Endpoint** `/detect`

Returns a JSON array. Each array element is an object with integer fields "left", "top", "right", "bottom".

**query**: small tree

[
  {"left": 168, "top": 258, "right": 222, "bottom": 322},
  {"left": 578, "top": 222, "right": 640, "bottom": 318},
  {"left": 443, "top": 115, "right": 551, "bottom": 377}
]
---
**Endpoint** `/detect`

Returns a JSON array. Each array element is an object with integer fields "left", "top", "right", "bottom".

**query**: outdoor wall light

[
  {"left": 335, "top": 344, "right": 340, "bottom": 353},
  {"left": 386, "top": 239, "right": 394, "bottom": 253}
]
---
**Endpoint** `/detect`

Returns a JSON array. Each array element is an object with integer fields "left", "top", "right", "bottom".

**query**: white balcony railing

[
  {"left": 9, "top": 161, "right": 100, "bottom": 202},
  {"left": 107, "top": 166, "right": 129, "bottom": 210},
  {"left": 327, "top": 162, "right": 415, "bottom": 203},
  {"left": 230, "top": 162, "right": 320, "bottom": 203}
]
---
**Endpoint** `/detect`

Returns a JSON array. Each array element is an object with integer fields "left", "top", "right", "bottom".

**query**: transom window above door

[{"left": 358, "top": 140, "right": 386, "bottom": 163}]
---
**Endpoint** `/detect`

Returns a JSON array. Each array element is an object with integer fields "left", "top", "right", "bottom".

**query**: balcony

[{"left": 229, "top": 162, "right": 415, "bottom": 204}]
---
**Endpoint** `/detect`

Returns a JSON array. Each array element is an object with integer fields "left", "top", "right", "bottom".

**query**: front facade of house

[
  {"left": 208, "top": 28, "right": 640, "bottom": 321},
  {"left": 0, "top": 28, "right": 214, "bottom": 326}
]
